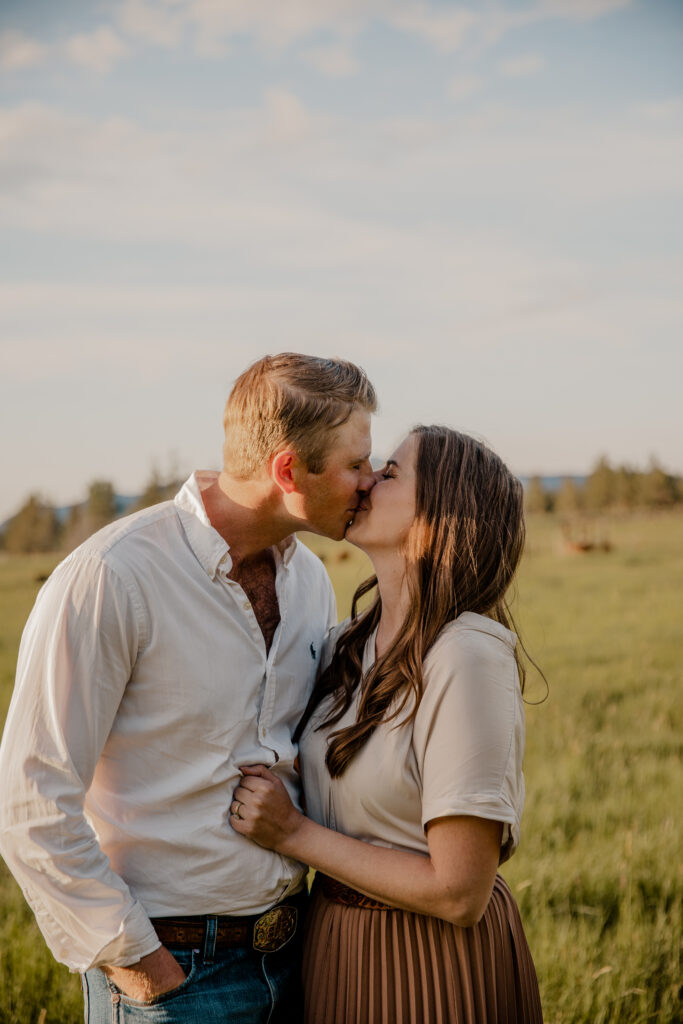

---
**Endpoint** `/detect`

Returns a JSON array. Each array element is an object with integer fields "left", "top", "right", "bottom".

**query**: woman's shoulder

[
  {"left": 423, "top": 612, "right": 518, "bottom": 685},
  {"left": 433, "top": 611, "right": 516, "bottom": 652}
]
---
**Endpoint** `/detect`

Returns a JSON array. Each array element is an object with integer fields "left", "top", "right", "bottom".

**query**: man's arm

[{"left": 0, "top": 553, "right": 162, "bottom": 975}]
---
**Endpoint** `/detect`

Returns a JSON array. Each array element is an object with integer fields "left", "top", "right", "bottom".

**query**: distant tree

[
  {"left": 133, "top": 469, "right": 179, "bottom": 511},
  {"left": 640, "top": 459, "right": 677, "bottom": 508},
  {"left": 134, "top": 471, "right": 164, "bottom": 511},
  {"left": 4, "top": 495, "right": 60, "bottom": 553},
  {"left": 613, "top": 464, "right": 639, "bottom": 509},
  {"left": 63, "top": 504, "right": 87, "bottom": 552},
  {"left": 63, "top": 481, "right": 118, "bottom": 551},
  {"left": 87, "top": 481, "right": 117, "bottom": 528},
  {"left": 525, "top": 475, "right": 552, "bottom": 514},
  {"left": 555, "top": 477, "right": 583, "bottom": 516},
  {"left": 585, "top": 456, "right": 617, "bottom": 510}
]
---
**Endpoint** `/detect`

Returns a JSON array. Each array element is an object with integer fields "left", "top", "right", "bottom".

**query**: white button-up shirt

[{"left": 0, "top": 473, "right": 336, "bottom": 972}]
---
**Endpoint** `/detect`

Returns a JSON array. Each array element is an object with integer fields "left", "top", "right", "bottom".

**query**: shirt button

[{"left": 242, "top": 600, "right": 250, "bottom": 611}]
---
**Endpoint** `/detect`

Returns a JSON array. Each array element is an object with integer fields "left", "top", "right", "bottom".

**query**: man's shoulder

[{"left": 72, "top": 500, "right": 180, "bottom": 570}]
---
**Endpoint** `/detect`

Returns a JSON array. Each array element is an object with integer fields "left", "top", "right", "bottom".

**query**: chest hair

[{"left": 229, "top": 552, "right": 281, "bottom": 653}]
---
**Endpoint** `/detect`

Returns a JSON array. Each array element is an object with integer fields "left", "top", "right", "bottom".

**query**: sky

[{"left": 1, "top": 0, "right": 682, "bottom": 521}]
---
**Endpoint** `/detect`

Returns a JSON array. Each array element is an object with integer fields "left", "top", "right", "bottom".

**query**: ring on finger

[{"left": 231, "top": 800, "right": 243, "bottom": 820}]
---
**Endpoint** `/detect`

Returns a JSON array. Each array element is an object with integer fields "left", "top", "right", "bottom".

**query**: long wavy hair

[{"left": 295, "top": 425, "right": 530, "bottom": 778}]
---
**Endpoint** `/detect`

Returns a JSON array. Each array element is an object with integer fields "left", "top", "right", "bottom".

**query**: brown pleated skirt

[{"left": 302, "top": 874, "right": 543, "bottom": 1024}]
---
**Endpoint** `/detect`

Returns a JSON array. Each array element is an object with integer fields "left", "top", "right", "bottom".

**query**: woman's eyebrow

[{"left": 385, "top": 459, "right": 399, "bottom": 469}]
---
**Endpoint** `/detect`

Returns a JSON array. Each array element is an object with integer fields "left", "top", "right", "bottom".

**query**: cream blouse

[{"left": 298, "top": 611, "right": 526, "bottom": 863}]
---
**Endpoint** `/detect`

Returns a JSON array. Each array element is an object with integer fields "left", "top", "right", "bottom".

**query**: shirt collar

[
  {"left": 174, "top": 472, "right": 299, "bottom": 579},
  {"left": 277, "top": 533, "right": 299, "bottom": 566},
  {"left": 174, "top": 473, "right": 230, "bottom": 579},
  {"left": 456, "top": 610, "right": 517, "bottom": 649}
]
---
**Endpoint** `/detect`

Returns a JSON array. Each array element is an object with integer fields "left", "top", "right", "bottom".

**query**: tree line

[
  {"left": 525, "top": 457, "right": 682, "bottom": 515},
  {"left": 1, "top": 474, "right": 181, "bottom": 555},
  {"left": 2, "top": 457, "right": 682, "bottom": 555}
]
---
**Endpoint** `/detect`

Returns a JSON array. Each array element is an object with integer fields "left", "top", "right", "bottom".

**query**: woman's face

[{"left": 346, "top": 433, "right": 418, "bottom": 553}]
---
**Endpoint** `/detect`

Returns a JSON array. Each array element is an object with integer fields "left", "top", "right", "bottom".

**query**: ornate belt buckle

[{"left": 252, "top": 904, "right": 298, "bottom": 953}]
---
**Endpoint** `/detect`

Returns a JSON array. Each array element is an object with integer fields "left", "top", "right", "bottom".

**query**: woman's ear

[{"left": 270, "top": 450, "right": 300, "bottom": 495}]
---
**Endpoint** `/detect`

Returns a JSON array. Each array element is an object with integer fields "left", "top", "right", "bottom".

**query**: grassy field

[{"left": 1, "top": 512, "right": 681, "bottom": 1023}]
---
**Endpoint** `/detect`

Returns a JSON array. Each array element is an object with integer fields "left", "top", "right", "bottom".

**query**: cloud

[
  {"left": 535, "top": 0, "right": 632, "bottom": 19},
  {"left": 303, "top": 42, "right": 359, "bottom": 77},
  {"left": 263, "top": 88, "right": 315, "bottom": 143},
  {"left": 0, "top": 30, "right": 46, "bottom": 72},
  {"left": 389, "top": 5, "right": 476, "bottom": 52},
  {"left": 498, "top": 54, "right": 546, "bottom": 78},
  {"left": 458, "top": 0, "right": 633, "bottom": 51},
  {"left": 185, "top": 0, "right": 356, "bottom": 51},
  {"left": 114, "top": 0, "right": 371, "bottom": 53},
  {"left": 448, "top": 75, "right": 482, "bottom": 102},
  {"left": 64, "top": 26, "right": 130, "bottom": 73},
  {"left": 108, "top": 0, "right": 631, "bottom": 57},
  {"left": 0, "top": 25, "right": 131, "bottom": 78},
  {"left": 635, "top": 97, "right": 683, "bottom": 123},
  {"left": 2, "top": 94, "right": 682, "bottom": 265},
  {"left": 116, "top": 0, "right": 185, "bottom": 48}
]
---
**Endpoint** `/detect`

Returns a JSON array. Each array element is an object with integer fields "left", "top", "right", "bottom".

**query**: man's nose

[{"left": 359, "top": 463, "right": 376, "bottom": 494}]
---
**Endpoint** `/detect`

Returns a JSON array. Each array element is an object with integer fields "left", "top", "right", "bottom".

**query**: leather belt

[
  {"left": 151, "top": 892, "right": 304, "bottom": 954},
  {"left": 316, "top": 873, "right": 392, "bottom": 911}
]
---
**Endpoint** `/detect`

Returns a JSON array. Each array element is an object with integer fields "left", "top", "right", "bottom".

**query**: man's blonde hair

[{"left": 222, "top": 353, "right": 377, "bottom": 477}]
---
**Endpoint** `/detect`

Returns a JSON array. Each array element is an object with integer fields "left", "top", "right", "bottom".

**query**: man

[{"left": 0, "top": 353, "right": 377, "bottom": 1022}]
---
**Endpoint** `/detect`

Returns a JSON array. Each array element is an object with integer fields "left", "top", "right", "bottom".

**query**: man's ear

[{"left": 270, "top": 450, "right": 302, "bottom": 495}]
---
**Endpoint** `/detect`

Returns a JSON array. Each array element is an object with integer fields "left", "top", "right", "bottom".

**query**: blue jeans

[{"left": 82, "top": 936, "right": 303, "bottom": 1023}]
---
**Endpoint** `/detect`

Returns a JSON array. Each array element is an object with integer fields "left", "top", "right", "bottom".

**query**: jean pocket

[{"left": 108, "top": 951, "right": 198, "bottom": 1009}]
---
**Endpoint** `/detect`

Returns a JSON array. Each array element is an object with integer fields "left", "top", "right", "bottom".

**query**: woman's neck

[{"left": 371, "top": 550, "right": 411, "bottom": 658}]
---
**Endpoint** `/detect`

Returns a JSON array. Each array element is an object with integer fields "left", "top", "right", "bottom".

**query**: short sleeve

[{"left": 412, "top": 618, "right": 526, "bottom": 860}]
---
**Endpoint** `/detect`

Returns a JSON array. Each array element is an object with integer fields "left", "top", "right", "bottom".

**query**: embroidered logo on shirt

[{"left": 310, "top": 642, "right": 317, "bottom": 660}]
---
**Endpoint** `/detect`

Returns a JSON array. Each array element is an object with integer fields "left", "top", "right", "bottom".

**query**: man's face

[{"left": 296, "top": 409, "right": 375, "bottom": 541}]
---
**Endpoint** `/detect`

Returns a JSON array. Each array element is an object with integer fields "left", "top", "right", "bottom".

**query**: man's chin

[
  {"left": 303, "top": 521, "right": 348, "bottom": 542},
  {"left": 343, "top": 518, "right": 363, "bottom": 543},
  {"left": 323, "top": 519, "right": 356, "bottom": 543}
]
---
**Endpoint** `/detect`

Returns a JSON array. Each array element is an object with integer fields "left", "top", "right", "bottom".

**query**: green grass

[
  {"left": 1, "top": 514, "right": 681, "bottom": 1022},
  {"left": 0, "top": 555, "right": 85, "bottom": 1024}
]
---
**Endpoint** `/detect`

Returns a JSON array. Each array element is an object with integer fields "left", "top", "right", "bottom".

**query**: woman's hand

[
  {"left": 229, "top": 764, "right": 304, "bottom": 855},
  {"left": 232, "top": 768, "right": 501, "bottom": 926}
]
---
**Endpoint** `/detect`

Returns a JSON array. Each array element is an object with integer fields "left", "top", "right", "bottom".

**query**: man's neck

[{"left": 197, "top": 469, "right": 295, "bottom": 564}]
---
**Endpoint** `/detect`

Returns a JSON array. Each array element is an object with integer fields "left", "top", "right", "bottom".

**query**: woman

[{"left": 230, "top": 425, "right": 543, "bottom": 1023}]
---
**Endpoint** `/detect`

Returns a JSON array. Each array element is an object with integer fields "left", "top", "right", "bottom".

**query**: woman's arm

[{"left": 231, "top": 766, "right": 501, "bottom": 927}]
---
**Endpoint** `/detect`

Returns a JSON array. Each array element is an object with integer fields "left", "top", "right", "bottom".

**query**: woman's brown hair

[{"left": 295, "top": 425, "right": 530, "bottom": 777}]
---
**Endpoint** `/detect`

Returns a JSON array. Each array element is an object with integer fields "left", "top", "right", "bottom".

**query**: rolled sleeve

[{"left": 0, "top": 553, "right": 159, "bottom": 971}]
